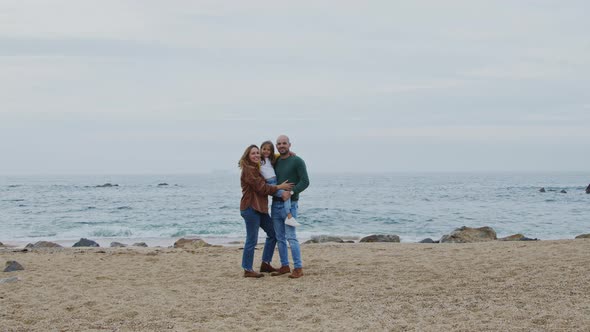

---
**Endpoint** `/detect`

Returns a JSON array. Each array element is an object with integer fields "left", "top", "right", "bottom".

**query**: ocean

[{"left": 1, "top": 173, "right": 589, "bottom": 246}]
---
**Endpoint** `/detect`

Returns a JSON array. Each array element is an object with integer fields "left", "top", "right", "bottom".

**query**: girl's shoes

[{"left": 285, "top": 217, "right": 301, "bottom": 227}]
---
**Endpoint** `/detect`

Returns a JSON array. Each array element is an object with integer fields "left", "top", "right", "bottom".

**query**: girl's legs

[{"left": 284, "top": 198, "right": 301, "bottom": 227}]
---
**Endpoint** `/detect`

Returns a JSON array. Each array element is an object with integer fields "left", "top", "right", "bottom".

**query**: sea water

[{"left": 1, "top": 173, "right": 589, "bottom": 246}]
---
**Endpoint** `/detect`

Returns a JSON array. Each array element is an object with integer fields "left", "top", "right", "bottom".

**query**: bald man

[{"left": 270, "top": 135, "right": 310, "bottom": 278}]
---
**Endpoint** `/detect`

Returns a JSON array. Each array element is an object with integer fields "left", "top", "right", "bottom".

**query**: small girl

[{"left": 260, "top": 140, "right": 301, "bottom": 227}]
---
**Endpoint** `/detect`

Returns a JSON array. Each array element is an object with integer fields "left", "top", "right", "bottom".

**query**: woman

[{"left": 239, "top": 144, "right": 293, "bottom": 278}]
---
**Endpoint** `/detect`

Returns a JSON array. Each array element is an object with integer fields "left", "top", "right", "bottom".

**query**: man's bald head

[
  {"left": 277, "top": 135, "right": 290, "bottom": 143},
  {"left": 276, "top": 135, "right": 291, "bottom": 156}
]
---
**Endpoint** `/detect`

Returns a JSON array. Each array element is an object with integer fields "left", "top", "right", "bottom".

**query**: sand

[{"left": 1, "top": 239, "right": 589, "bottom": 331}]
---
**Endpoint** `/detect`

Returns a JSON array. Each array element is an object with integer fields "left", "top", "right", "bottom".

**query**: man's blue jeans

[
  {"left": 272, "top": 200, "right": 302, "bottom": 268},
  {"left": 240, "top": 207, "right": 276, "bottom": 271}
]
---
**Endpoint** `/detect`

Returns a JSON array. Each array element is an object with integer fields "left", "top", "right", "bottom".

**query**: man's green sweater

[{"left": 275, "top": 155, "right": 309, "bottom": 201}]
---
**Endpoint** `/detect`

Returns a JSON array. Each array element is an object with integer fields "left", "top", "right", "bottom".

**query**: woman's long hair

[
  {"left": 238, "top": 144, "right": 259, "bottom": 169},
  {"left": 260, "top": 140, "right": 276, "bottom": 165}
]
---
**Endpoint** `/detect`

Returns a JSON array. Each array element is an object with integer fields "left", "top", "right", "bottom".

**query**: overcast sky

[{"left": 1, "top": 0, "right": 589, "bottom": 174}]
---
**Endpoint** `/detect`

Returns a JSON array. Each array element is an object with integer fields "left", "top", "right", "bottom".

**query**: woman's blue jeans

[{"left": 240, "top": 207, "right": 276, "bottom": 271}]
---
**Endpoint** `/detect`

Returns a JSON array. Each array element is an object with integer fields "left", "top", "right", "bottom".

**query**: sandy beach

[{"left": 1, "top": 239, "right": 589, "bottom": 331}]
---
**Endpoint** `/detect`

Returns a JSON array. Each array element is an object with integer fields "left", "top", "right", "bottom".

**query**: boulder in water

[
  {"left": 539, "top": 187, "right": 546, "bottom": 193},
  {"left": 560, "top": 189, "right": 567, "bottom": 194},
  {"left": 132, "top": 242, "right": 148, "bottom": 247},
  {"left": 73, "top": 238, "right": 100, "bottom": 247},
  {"left": 575, "top": 233, "right": 590, "bottom": 239},
  {"left": 158, "top": 183, "right": 169, "bottom": 186},
  {"left": 586, "top": 184, "right": 590, "bottom": 194},
  {"left": 96, "top": 183, "right": 118, "bottom": 188},
  {"left": 359, "top": 235, "right": 400, "bottom": 243},
  {"left": 440, "top": 226, "right": 497, "bottom": 243}
]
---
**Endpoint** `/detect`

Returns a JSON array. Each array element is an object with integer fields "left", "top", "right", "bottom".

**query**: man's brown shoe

[
  {"left": 270, "top": 265, "right": 291, "bottom": 276},
  {"left": 288, "top": 268, "right": 303, "bottom": 279},
  {"left": 244, "top": 270, "right": 264, "bottom": 278},
  {"left": 260, "top": 262, "right": 278, "bottom": 273}
]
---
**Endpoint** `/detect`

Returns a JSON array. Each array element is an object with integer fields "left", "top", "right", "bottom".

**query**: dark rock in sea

[
  {"left": 0, "top": 242, "right": 4, "bottom": 247},
  {"left": 73, "top": 238, "right": 100, "bottom": 247},
  {"left": 158, "top": 183, "right": 169, "bottom": 186},
  {"left": 539, "top": 187, "right": 546, "bottom": 193},
  {"left": 560, "top": 190, "right": 567, "bottom": 193},
  {"left": 96, "top": 183, "right": 119, "bottom": 188},
  {"left": 0, "top": 276, "right": 19, "bottom": 284},
  {"left": 24, "top": 241, "right": 63, "bottom": 249},
  {"left": 440, "top": 226, "right": 497, "bottom": 243},
  {"left": 110, "top": 242, "right": 127, "bottom": 248},
  {"left": 4, "top": 261, "right": 24, "bottom": 272},
  {"left": 132, "top": 242, "right": 148, "bottom": 247},
  {"left": 575, "top": 233, "right": 590, "bottom": 239},
  {"left": 586, "top": 184, "right": 590, "bottom": 194},
  {"left": 359, "top": 235, "right": 400, "bottom": 243},
  {"left": 174, "top": 238, "right": 211, "bottom": 249},
  {"left": 419, "top": 238, "right": 435, "bottom": 243},
  {"left": 303, "top": 235, "right": 344, "bottom": 244}
]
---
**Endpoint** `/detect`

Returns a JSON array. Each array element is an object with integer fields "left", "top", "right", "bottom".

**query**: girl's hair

[
  {"left": 260, "top": 140, "right": 276, "bottom": 165},
  {"left": 238, "top": 144, "right": 259, "bottom": 169}
]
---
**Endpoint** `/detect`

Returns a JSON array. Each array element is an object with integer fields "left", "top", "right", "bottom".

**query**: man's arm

[{"left": 293, "top": 158, "right": 309, "bottom": 195}]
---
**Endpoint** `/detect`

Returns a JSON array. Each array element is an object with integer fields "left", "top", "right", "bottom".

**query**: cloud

[{"left": 362, "top": 126, "right": 590, "bottom": 140}]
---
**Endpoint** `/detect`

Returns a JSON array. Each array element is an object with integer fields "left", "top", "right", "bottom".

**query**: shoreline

[{"left": 1, "top": 232, "right": 588, "bottom": 249}]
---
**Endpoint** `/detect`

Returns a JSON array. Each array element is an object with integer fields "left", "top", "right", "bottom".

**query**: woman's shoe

[{"left": 260, "top": 262, "right": 278, "bottom": 273}]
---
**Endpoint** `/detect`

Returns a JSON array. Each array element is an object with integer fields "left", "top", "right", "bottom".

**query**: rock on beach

[
  {"left": 303, "top": 235, "right": 345, "bottom": 244},
  {"left": 173, "top": 238, "right": 210, "bottom": 249},
  {"left": 359, "top": 235, "right": 400, "bottom": 243},
  {"left": 498, "top": 234, "right": 538, "bottom": 241},
  {"left": 0, "top": 276, "right": 19, "bottom": 283},
  {"left": 110, "top": 242, "right": 127, "bottom": 248},
  {"left": 25, "top": 241, "right": 63, "bottom": 249},
  {"left": 419, "top": 238, "right": 436, "bottom": 243},
  {"left": 73, "top": 238, "right": 100, "bottom": 247},
  {"left": 440, "top": 226, "right": 497, "bottom": 243},
  {"left": 575, "top": 233, "right": 590, "bottom": 239},
  {"left": 4, "top": 261, "right": 24, "bottom": 272}
]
